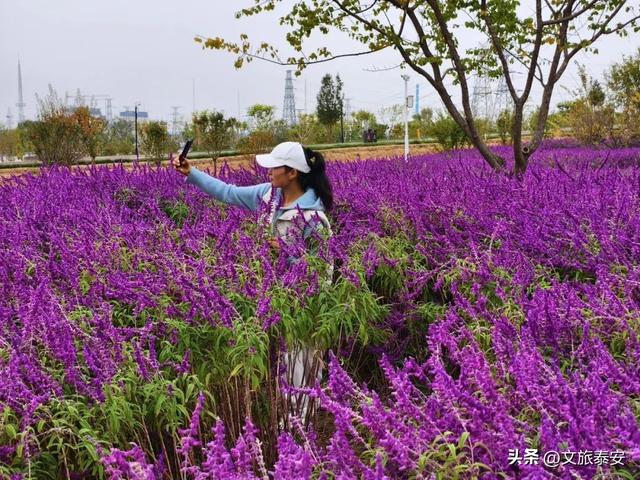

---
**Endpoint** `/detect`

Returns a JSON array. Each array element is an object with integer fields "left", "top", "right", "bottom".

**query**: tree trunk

[
  {"left": 470, "top": 132, "right": 505, "bottom": 170},
  {"left": 436, "top": 86, "right": 505, "bottom": 171},
  {"left": 512, "top": 102, "right": 528, "bottom": 175},
  {"left": 529, "top": 78, "right": 557, "bottom": 154}
]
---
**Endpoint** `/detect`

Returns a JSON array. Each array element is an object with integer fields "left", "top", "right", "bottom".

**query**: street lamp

[{"left": 401, "top": 75, "right": 410, "bottom": 162}]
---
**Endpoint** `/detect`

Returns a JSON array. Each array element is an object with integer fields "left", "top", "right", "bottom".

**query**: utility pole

[
  {"left": 401, "top": 74, "right": 410, "bottom": 162},
  {"left": 340, "top": 93, "right": 345, "bottom": 143},
  {"left": 345, "top": 98, "right": 351, "bottom": 142},
  {"left": 134, "top": 103, "right": 140, "bottom": 163}
]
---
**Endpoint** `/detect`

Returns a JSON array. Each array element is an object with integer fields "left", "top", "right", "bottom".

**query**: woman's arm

[{"left": 186, "top": 167, "right": 272, "bottom": 211}]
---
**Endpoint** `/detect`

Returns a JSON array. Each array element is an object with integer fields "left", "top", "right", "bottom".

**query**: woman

[
  {"left": 173, "top": 141, "right": 333, "bottom": 423},
  {"left": 173, "top": 141, "right": 333, "bottom": 254}
]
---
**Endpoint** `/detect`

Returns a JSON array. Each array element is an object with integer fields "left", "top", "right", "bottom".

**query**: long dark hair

[{"left": 285, "top": 146, "right": 334, "bottom": 211}]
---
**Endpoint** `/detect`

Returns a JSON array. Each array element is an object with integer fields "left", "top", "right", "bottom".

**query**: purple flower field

[{"left": 1, "top": 145, "right": 640, "bottom": 479}]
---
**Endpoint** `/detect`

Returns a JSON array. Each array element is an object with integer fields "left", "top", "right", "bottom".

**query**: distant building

[{"left": 119, "top": 110, "right": 149, "bottom": 120}]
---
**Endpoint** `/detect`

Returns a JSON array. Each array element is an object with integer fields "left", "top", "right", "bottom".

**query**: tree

[
  {"left": 410, "top": 108, "right": 434, "bottom": 140},
  {"left": 247, "top": 104, "right": 276, "bottom": 132},
  {"left": 102, "top": 118, "right": 135, "bottom": 156},
  {"left": 428, "top": 112, "right": 467, "bottom": 151},
  {"left": 565, "top": 66, "right": 616, "bottom": 145},
  {"left": 379, "top": 104, "right": 405, "bottom": 139},
  {"left": 238, "top": 104, "right": 278, "bottom": 154},
  {"left": 352, "top": 110, "right": 377, "bottom": 127},
  {"left": 193, "top": 110, "right": 237, "bottom": 174},
  {"left": 607, "top": 47, "right": 640, "bottom": 142},
  {"left": 140, "top": 121, "right": 175, "bottom": 165},
  {"left": 315, "top": 74, "right": 344, "bottom": 138},
  {"left": 350, "top": 110, "right": 378, "bottom": 141},
  {"left": 496, "top": 109, "right": 513, "bottom": 145},
  {"left": 25, "top": 86, "right": 86, "bottom": 166},
  {"left": 413, "top": 107, "right": 434, "bottom": 128},
  {"left": 200, "top": 0, "right": 640, "bottom": 175},
  {"left": 607, "top": 47, "right": 640, "bottom": 110},
  {"left": 526, "top": 107, "right": 558, "bottom": 139},
  {"left": 290, "top": 113, "right": 323, "bottom": 144},
  {"left": 0, "top": 128, "right": 24, "bottom": 160},
  {"left": 75, "top": 106, "right": 106, "bottom": 163}
]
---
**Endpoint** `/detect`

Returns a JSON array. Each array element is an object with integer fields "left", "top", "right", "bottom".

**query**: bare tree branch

[
  {"left": 348, "top": 0, "right": 380, "bottom": 15},
  {"left": 543, "top": 0, "right": 560, "bottom": 16},
  {"left": 542, "top": 0, "right": 600, "bottom": 26},
  {"left": 198, "top": 43, "right": 390, "bottom": 67},
  {"left": 424, "top": 0, "right": 476, "bottom": 128},
  {"left": 480, "top": 0, "right": 526, "bottom": 103},
  {"left": 502, "top": 47, "right": 545, "bottom": 85},
  {"left": 402, "top": 6, "right": 445, "bottom": 84},
  {"left": 558, "top": 1, "right": 636, "bottom": 79},
  {"left": 520, "top": 0, "right": 545, "bottom": 106}
]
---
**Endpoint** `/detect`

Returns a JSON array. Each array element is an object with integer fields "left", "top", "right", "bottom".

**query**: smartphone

[{"left": 179, "top": 139, "right": 193, "bottom": 165}]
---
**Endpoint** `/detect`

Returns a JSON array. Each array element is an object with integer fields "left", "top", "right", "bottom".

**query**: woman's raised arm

[{"left": 185, "top": 167, "right": 272, "bottom": 211}]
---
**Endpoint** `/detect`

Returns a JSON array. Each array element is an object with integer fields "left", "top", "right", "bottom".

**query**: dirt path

[{"left": 0, "top": 143, "right": 440, "bottom": 178}]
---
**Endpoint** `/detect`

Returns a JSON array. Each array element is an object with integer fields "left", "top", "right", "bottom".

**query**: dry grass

[{"left": 0, "top": 143, "right": 441, "bottom": 178}]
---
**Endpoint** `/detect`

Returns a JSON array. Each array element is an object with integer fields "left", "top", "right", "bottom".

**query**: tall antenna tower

[
  {"left": 105, "top": 98, "right": 113, "bottom": 121},
  {"left": 492, "top": 76, "right": 510, "bottom": 119},
  {"left": 170, "top": 106, "right": 182, "bottom": 136},
  {"left": 344, "top": 98, "right": 352, "bottom": 141},
  {"left": 471, "top": 75, "right": 494, "bottom": 122},
  {"left": 6, "top": 108, "right": 13, "bottom": 129},
  {"left": 471, "top": 43, "right": 513, "bottom": 124},
  {"left": 283, "top": 70, "right": 297, "bottom": 126},
  {"left": 472, "top": 75, "right": 512, "bottom": 124},
  {"left": 17, "top": 61, "right": 26, "bottom": 123}
]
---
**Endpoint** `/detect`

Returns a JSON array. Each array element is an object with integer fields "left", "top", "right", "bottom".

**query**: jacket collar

[{"left": 277, "top": 187, "right": 325, "bottom": 211}]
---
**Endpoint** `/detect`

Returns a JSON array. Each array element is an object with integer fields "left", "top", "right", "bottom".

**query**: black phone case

[{"left": 179, "top": 139, "right": 193, "bottom": 165}]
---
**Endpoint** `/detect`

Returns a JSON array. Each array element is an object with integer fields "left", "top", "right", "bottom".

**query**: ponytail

[{"left": 286, "top": 146, "right": 334, "bottom": 211}]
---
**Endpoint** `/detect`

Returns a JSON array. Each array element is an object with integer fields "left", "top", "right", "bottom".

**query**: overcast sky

[{"left": 1, "top": 0, "right": 638, "bottom": 127}]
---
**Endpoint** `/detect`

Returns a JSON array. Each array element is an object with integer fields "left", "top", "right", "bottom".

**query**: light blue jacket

[{"left": 185, "top": 167, "right": 331, "bottom": 240}]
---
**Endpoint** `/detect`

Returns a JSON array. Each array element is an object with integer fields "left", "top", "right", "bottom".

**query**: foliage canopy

[{"left": 198, "top": 0, "right": 640, "bottom": 174}]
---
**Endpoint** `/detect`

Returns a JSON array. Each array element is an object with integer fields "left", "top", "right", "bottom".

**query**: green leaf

[
  {"left": 5, "top": 424, "right": 16, "bottom": 440},
  {"left": 155, "top": 394, "right": 166, "bottom": 417}
]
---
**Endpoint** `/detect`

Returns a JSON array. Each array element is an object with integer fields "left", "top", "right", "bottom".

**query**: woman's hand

[{"left": 170, "top": 152, "right": 191, "bottom": 176}]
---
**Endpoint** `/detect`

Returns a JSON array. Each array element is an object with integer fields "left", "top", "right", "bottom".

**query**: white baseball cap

[{"left": 256, "top": 141, "right": 310, "bottom": 173}]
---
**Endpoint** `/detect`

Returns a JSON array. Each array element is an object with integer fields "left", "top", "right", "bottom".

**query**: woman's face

[{"left": 268, "top": 166, "right": 298, "bottom": 188}]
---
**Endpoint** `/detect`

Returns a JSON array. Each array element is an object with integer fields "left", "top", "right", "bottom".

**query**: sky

[{"left": 1, "top": 0, "right": 639, "bottom": 127}]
